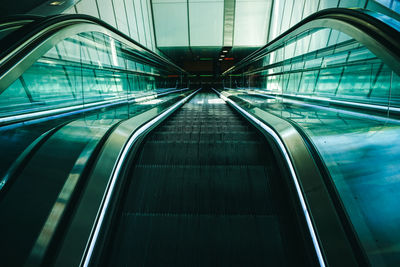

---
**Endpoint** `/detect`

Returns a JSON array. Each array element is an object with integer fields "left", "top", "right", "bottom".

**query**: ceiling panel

[
  {"left": 152, "top": 0, "right": 269, "bottom": 72},
  {"left": 233, "top": 0, "right": 272, "bottom": 46},
  {"left": 189, "top": 1, "right": 224, "bottom": 46},
  {"left": 153, "top": 2, "right": 189, "bottom": 46}
]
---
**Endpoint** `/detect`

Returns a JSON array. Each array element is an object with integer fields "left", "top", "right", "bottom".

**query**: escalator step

[
  {"left": 161, "top": 121, "right": 247, "bottom": 127},
  {"left": 137, "top": 140, "right": 268, "bottom": 165},
  {"left": 102, "top": 91, "right": 311, "bottom": 266},
  {"left": 123, "top": 164, "right": 275, "bottom": 214},
  {"left": 109, "top": 213, "right": 285, "bottom": 267},
  {"left": 149, "top": 131, "right": 261, "bottom": 142},
  {"left": 157, "top": 124, "right": 252, "bottom": 133}
]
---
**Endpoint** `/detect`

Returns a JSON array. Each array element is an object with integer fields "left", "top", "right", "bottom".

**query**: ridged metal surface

[{"left": 103, "top": 91, "right": 313, "bottom": 266}]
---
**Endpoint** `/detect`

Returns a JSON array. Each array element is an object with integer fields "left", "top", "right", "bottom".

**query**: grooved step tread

[
  {"left": 103, "top": 91, "right": 311, "bottom": 267},
  {"left": 137, "top": 141, "right": 268, "bottom": 165},
  {"left": 109, "top": 214, "right": 286, "bottom": 267},
  {"left": 149, "top": 131, "right": 261, "bottom": 142},
  {"left": 145, "top": 140, "right": 261, "bottom": 144},
  {"left": 123, "top": 164, "right": 275, "bottom": 214},
  {"left": 162, "top": 122, "right": 247, "bottom": 127},
  {"left": 157, "top": 125, "right": 252, "bottom": 132}
]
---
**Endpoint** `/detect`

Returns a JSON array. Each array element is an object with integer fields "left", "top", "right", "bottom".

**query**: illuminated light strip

[
  {"left": 133, "top": 95, "right": 156, "bottom": 103},
  {"left": 0, "top": 100, "right": 126, "bottom": 130},
  {"left": 251, "top": 92, "right": 400, "bottom": 125},
  {"left": 0, "top": 88, "right": 191, "bottom": 126},
  {"left": 110, "top": 37, "right": 119, "bottom": 66},
  {"left": 255, "top": 91, "right": 400, "bottom": 113},
  {"left": 223, "top": 88, "right": 400, "bottom": 124},
  {"left": 212, "top": 88, "right": 326, "bottom": 267},
  {"left": 81, "top": 89, "right": 200, "bottom": 267},
  {"left": 129, "top": 88, "right": 190, "bottom": 104},
  {"left": 0, "top": 98, "right": 126, "bottom": 125}
]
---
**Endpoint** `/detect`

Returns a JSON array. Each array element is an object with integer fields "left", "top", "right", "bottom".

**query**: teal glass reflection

[
  {"left": 225, "top": 90, "right": 400, "bottom": 266},
  {"left": 0, "top": 30, "right": 183, "bottom": 119},
  {"left": 224, "top": 24, "right": 400, "bottom": 266},
  {"left": 230, "top": 28, "right": 398, "bottom": 108}
]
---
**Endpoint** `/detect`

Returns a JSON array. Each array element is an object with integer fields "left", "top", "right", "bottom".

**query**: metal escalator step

[
  {"left": 170, "top": 115, "right": 238, "bottom": 119},
  {"left": 108, "top": 213, "right": 285, "bottom": 267},
  {"left": 156, "top": 124, "right": 252, "bottom": 133},
  {"left": 123, "top": 164, "right": 275, "bottom": 215},
  {"left": 148, "top": 131, "right": 261, "bottom": 142},
  {"left": 102, "top": 91, "right": 311, "bottom": 266},
  {"left": 161, "top": 120, "right": 247, "bottom": 127},
  {"left": 165, "top": 116, "right": 244, "bottom": 119},
  {"left": 145, "top": 140, "right": 262, "bottom": 144},
  {"left": 136, "top": 140, "right": 268, "bottom": 165}
]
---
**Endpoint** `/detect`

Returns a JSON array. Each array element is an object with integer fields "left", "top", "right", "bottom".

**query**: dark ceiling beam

[
  {"left": 30, "top": 0, "right": 80, "bottom": 16},
  {"left": 0, "top": 0, "right": 80, "bottom": 16},
  {"left": 186, "top": 0, "right": 195, "bottom": 61}
]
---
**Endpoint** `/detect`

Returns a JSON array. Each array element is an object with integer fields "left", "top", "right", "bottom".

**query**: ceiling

[
  {"left": 0, "top": 0, "right": 47, "bottom": 15},
  {"left": 152, "top": 0, "right": 273, "bottom": 47},
  {"left": 0, "top": 0, "right": 270, "bottom": 74},
  {"left": 158, "top": 46, "right": 259, "bottom": 74},
  {"left": 152, "top": 0, "right": 273, "bottom": 74},
  {"left": 0, "top": 0, "right": 79, "bottom": 17}
]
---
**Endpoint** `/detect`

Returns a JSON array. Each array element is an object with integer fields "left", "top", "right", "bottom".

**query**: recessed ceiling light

[
  {"left": 220, "top": 54, "right": 225, "bottom": 57},
  {"left": 218, "top": 58, "right": 223, "bottom": 61},
  {"left": 222, "top": 50, "right": 228, "bottom": 53},
  {"left": 49, "top": 1, "right": 65, "bottom": 6}
]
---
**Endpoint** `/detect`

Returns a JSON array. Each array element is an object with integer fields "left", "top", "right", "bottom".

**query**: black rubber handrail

[
  {"left": 0, "top": 15, "right": 43, "bottom": 27},
  {"left": 223, "top": 8, "right": 400, "bottom": 76},
  {"left": 0, "top": 14, "right": 187, "bottom": 90}
]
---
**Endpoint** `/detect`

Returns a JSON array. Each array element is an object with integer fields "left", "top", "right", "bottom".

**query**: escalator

[
  {"left": 98, "top": 89, "right": 316, "bottom": 266},
  {"left": 0, "top": 7, "right": 399, "bottom": 267}
]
